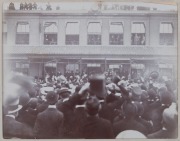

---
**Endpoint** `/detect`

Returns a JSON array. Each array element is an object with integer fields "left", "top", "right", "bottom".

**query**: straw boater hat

[{"left": 40, "top": 87, "right": 54, "bottom": 95}]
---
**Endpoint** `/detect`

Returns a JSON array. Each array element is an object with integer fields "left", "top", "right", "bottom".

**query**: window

[
  {"left": 66, "top": 64, "right": 79, "bottom": 73},
  {"left": 109, "top": 22, "right": 123, "bottom": 45},
  {"left": 15, "top": 62, "right": 29, "bottom": 75},
  {"left": 16, "top": 22, "right": 29, "bottom": 44},
  {"left": 66, "top": 22, "right": 79, "bottom": 45},
  {"left": 44, "top": 22, "right": 57, "bottom": 45},
  {"left": 131, "top": 22, "right": 146, "bottom": 45},
  {"left": 88, "top": 22, "right": 101, "bottom": 45},
  {"left": 159, "top": 22, "right": 173, "bottom": 45},
  {"left": 3, "top": 22, "right": 7, "bottom": 44}
]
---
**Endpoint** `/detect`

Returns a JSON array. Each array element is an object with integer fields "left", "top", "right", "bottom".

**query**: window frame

[
  {"left": 3, "top": 21, "right": 7, "bottom": 44},
  {"left": 65, "top": 22, "right": 80, "bottom": 45},
  {"left": 159, "top": 22, "right": 174, "bottom": 46},
  {"left": 87, "top": 22, "right": 102, "bottom": 45},
  {"left": 43, "top": 21, "right": 58, "bottom": 45},
  {"left": 131, "top": 21, "right": 146, "bottom": 46},
  {"left": 15, "top": 21, "right": 30, "bottom": 45},
  {"left": 109, "top": 22, "right": 124, "bottom": 45}
]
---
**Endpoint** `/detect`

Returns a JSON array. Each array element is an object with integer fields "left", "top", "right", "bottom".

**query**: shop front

[{"left": 5, "top": 56, "right": 176, "bottom": 81}]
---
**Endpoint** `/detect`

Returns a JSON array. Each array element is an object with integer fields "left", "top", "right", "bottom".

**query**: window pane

[
  {"left": 88, "top": 34, "right": 101, "bottom": 45},
  {"left": 109, "top": 34, "right": 123, "bottom": 45},
  {"left": 66, "top": 35, "right": 79, "bottom": 45},
  {"left": 44, "top": 34, "right": 57, "bottom": 45},
  {"left": 66, "top": 64, "right": 79, "bottom": 72},
  {"left": 88, "top": 22, "right": 101, "bottom": 33},
  {"left": 44, "top": 22, "right": 57, "bottom": 33},
  {"left": 16, "top": 34, "right": 29, "bottom": 44},
  {"left": 15, "top": 63, "right": 29, "bottom": 75},
  {"left": 159, "top": 23, "right": 173, "bottom": 45},
  {"left": 131, "top": 33, "right": 145, "bottom": 45},
  {"left": 160, "top": 33, "right": 173, "bottom": 45},
  {"left": 17, "top": 22, "right": 29, "bottom": 33},
  {"left": 66, "top": 22, "right": 79, "bottom": 35},
  {"left": 3, "top": 32, "right": 7, "bottom": 44},
  {"left": 131, "top": 23, "right": 146, "bottom": 45},
  {"left": 3, "top": 22, "right": 7, "bottom": 32},
  {"left": 110, "top": 22, "right": 123, "bottom": 33}
]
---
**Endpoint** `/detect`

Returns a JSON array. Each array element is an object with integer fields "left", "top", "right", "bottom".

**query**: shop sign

[
  {"left": 159, "top": 64, "right": 173, "bottom": 69},
  {"left": 109, "top": 65, "right": 119, "bottom": 69},
  {"left": 45, "top": 62, "right": 57, "bottom": 68},
  {"left": 87, "top": 64, "right": 101, "bottom": 67},
  {"left": 131, "top": 64, "right": 144, "bottom": 69},
  {"left": 16, "top": 63, "right": 29, "bottom": 68}
]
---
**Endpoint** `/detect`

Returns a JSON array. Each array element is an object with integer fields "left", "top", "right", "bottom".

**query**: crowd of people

[{"left": 3, "top": 70, "right": 178, "bottom": 139}]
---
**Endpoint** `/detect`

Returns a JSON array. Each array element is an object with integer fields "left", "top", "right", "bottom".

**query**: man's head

[
  {"left": 159, "top": 89, "right": 172, "bottom": 106},
  {"left": 130, "top": 84, "right": 142, "bottom": 101},
  {"left": 85, "top": 96, "right": 101, "bottom": 116},
  {"left": 46, "top": 91, "right": 59, "bottom": 105},
  {"left": 57, "top": 87, "right": 71, "bottom": 99},
  {"left": 162, "top": 103, "right": 178, "bottom": 131},
  {"left": 122, "top": 101, "right": 137, "bottom": 118}
]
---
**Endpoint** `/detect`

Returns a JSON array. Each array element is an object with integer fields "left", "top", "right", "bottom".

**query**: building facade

[{"left": 3, "top": 6, "right": 178, "bottom": 80}]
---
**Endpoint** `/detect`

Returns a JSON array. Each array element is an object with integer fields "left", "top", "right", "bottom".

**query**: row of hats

[{"left": 40, "top": 87, "right": 71, "bottom": 95}]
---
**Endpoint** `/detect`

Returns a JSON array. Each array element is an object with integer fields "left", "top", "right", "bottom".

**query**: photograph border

[{"left": 0, "top": 0, "right": 179, "bottom": 140}]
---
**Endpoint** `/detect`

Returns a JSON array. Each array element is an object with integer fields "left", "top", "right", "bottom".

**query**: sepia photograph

[{"left": 2, "top": 1, "right": 178, "bottom": 139}]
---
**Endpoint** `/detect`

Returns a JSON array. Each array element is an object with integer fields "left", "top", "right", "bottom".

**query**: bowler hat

[
  {"left": 159, "top": 91, "right": 172, "bottom": 106},
  {"left": 58, "top": 87, "right": 71, "bottom": 95},
  {"left": 113, "top": 75, "right": 120, "bottom": 84}
]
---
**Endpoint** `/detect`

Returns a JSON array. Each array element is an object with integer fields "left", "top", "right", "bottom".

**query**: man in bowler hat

[{"left": 34, "top": 91, "right": 64, "bottom": 139}]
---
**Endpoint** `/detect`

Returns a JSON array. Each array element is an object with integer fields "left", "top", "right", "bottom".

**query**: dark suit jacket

[
  {"left": 33, "top": 107, "right": 64, "bottom": 139},
  {"left": 81, "top": 116, "right": 114, "bottom": 139},
  {"left": 113, "top": 118, "right": 148, "bottom": 137},
  {"left": 3, "top": 116, "right": 34, "bottom": 139},
  {"left": 36, "top": 101, "right": 49, "bottom": 113},
  {"left": 56, "top": 97, "right": 78, "bottom": 138},
  {"left": 135, "top": 117, "right": 153, "bottom": 134},
  {"left": 16, "top": 108, "right": 37, "bottom": 128}
]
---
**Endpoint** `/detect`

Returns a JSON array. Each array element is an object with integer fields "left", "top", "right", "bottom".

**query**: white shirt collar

[
  {"left": 6, "top": 115, "right": 16, "bottom": 119},
  {"left": 48, "top": 105, "right": 56, "bottom": 109},
  {"left": 162, "top": 127, "right": 167, "bottom": 130}
]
